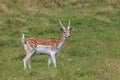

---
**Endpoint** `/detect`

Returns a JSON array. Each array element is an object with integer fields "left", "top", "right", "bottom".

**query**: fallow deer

[{"left": 21, "top": 20, "right": 72, "bottom": 70}]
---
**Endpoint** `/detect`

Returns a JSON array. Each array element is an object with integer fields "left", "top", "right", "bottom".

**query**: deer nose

[{"left": 68, "top": 36, "right": 70, "bottom": 37}]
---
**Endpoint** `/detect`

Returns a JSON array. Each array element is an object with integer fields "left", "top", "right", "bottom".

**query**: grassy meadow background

[{"left": 0, "top": 0, "right": 120, "bottom": 80}]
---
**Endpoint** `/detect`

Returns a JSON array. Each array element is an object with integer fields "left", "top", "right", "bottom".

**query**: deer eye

[{"left": 64, "top": 32, "right": 65, "bottom": 33}]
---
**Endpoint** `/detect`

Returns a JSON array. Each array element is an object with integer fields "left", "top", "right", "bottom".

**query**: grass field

[{"left": 0, "top": 0, "right": 120, "bottom": 80}]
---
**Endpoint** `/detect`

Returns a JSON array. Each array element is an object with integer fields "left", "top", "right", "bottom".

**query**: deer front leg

[
  {"left": 50, "top": 51, "right": 57, "bottom": 68},
  {"left": 48, "top": 56, "right": 52, "bottom": 68}
]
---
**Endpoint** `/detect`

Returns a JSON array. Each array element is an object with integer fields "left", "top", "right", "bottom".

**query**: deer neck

[
  {"left": 61, "top": 34, "right": 66, "bottom": 43},
  {"left": 58, "top": 34, "right": 66, "bottom": 50}
]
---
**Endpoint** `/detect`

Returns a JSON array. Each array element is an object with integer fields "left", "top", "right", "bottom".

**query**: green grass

[{"left": 0, "top": 0, "right": 120, "bottom": 80}]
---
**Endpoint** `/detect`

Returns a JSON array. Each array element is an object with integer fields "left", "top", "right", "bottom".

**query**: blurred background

[{"left": 0, "top": 0, "right": 120, "bottom": 80}]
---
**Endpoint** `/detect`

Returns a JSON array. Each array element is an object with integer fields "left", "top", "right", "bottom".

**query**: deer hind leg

[
  {"left": 23, "top": 44, "right": 29, "bottom": 70},
  {"left": 27, "top": 50, "right": 35, "bottom": 69},
  {"left": 23, "top": 48, "right": 34, "bottom": 70},
  {"left": 23, "top": 54, "right": 28, "bottom": 70}
]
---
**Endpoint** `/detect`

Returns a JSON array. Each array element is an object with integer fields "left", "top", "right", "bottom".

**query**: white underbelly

[{"left": 35, "top": 45, "right": 51, "bottom": 54}]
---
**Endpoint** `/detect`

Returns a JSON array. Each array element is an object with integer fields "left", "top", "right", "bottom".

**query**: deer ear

[
  {"left": 69, "top": 28, "right": 73, "bottom": 31},
  {"left": 60, "top": 28, "right": 63, "bottom": 32}
]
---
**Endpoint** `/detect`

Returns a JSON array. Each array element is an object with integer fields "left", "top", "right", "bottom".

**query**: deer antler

[
  {"left": 59, "top": 20, "right": 65, "bottom": 29},
  {"left": 68, "top": 20, "right": 70, "bottom": 29}
]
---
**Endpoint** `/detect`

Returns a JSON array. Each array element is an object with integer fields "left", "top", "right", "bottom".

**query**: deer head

[{"left": 59, "top": 20, "right": 72, "bottom": 38}]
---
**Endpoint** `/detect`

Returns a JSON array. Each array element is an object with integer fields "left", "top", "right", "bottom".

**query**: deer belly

[{"left": 36, "top": 45, "right": 51, "bottom": 54}]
